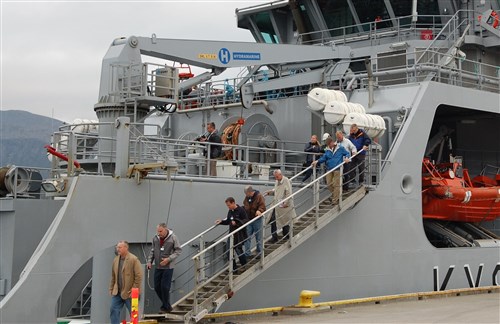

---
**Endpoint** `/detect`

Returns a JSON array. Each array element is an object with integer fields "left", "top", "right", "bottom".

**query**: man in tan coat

[
  {"left": 265, "top": 169, "right": 296, "bottom": 241},
  {"left": 109, "top": 241, "right": 143, "bottom": 324}
]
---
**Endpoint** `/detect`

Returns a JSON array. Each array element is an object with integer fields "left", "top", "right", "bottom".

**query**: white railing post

[
  {"left": 339, "top": 164, "right": 344, "bottom": 209},
  {"left": 228, "top": 235, "right": 234, "bottom": 288},
  {"left": 260, "top": 216, "right": 265, "bottom": 266},
  {"left": 114, "top": 117, "right": 131, "bottom": 178},
  {"left": 67, "top": 132, "right": 76, "bottom": 176},
  {"left": 207, "top": 143, "right": 211, "bottom": 176},
  {"left": 313, "top": 164, "right": 319, "bottom": 220},
  {"left": 199, "top": 236, "right": 205, "bottom": 282},
  {"left": 193, "top": 256, "right": 200, "bottom": 315}
]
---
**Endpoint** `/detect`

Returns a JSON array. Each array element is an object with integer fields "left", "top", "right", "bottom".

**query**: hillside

[{"left": 0, "top": 110, "right": 64, "bottom": 168}]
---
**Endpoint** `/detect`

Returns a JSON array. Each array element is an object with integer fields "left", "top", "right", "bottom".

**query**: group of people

[
  {"left": 214, "top": 169, "right": 296, "bottom": 273},
  {"left": 108, "top": 223, "right": 182, "bottom": 324},
  {"left": 108, "top": 124, "right": 371, "bottom": 323},
  {"left": 303, "top": 124, "right": 372, "bottom": 205}
]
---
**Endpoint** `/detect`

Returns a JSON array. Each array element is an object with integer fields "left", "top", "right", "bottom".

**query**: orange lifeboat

[{"left": 422, "top": 158, "right": 500, "bottom": 222}]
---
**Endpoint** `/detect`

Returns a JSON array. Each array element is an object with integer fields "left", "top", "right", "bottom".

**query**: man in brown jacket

[
  {"left": 109, "top": 241, "right": 143, "bottom": 324},
  {"left": 243, "top": 185, "right": 266, "bottom": 258}
]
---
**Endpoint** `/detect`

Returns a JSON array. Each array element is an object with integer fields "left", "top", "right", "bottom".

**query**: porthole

[{"left": 401, "top": 174, "right": 413, "bottom": 194}]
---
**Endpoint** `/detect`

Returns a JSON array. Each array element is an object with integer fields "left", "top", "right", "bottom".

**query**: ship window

[
  {"left": 261, "top": 32, "right": 279, "bottom": 44},
  {"left": 389, "top": 0, "right": 440, "bottom": 27},
  {"left": 351, "top": 0, "right": 392, "bottom": 30},
  {"left": 296, "top": 0, "right": 315, "bottom": 35},
  {"left": 389, "top": 0, "right": 412, "bottom": 26},
  {"left": 316, "top": 0, "right": 356, "bottom": 36},
  {"left": 254, "top": 11, "right": 280, "bottom": 44},
  {"left": 416, "top": 0, "right": 440, "bottom": 27}
]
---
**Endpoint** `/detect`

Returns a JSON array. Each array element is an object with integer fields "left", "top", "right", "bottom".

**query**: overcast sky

[{"left": 1, "top": 0, "right": 264, "bottom": 122}]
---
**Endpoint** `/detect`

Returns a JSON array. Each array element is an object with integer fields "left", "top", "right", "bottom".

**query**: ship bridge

[{"left": 236, "top": 0, "right": 493, "bottom": 45}]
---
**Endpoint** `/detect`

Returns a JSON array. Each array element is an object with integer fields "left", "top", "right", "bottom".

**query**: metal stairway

[{"left": 144, "top": 165, "right": 368, "bottom": 323}]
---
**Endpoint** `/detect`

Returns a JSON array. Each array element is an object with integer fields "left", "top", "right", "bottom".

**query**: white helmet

[{"left": 322, "top": 133, "right": 330, "bottom": 141}]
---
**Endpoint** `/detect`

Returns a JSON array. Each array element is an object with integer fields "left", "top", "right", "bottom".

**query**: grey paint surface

[{"left": 1, "top": 80, "right": 499, "bottom": 323}]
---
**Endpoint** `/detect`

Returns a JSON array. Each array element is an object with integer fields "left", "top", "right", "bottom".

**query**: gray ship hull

[{"left": 1, "top": 80, "right": 499, "bottom": 323}]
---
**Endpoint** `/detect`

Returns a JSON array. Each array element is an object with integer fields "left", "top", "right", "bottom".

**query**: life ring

[{"left": 221, "top": 123, "right": 242, "bottom": 160}]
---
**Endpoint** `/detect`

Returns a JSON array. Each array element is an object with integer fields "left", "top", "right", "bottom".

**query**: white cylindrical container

[
  {"left": 307, "top": 88, "right": 331, "bottom": 111},
  {"left": 329, "top": 89, "right": 347, "bottom": 102},
  {"left": 349, "top": 103, "right": 366, "bottom": 114},
  {"left": 343, "top": 113, "right": 386, "bottom": 139},
  {"left": 343, "top": 113, "right": 368, "bottom": 134},
  {"left": 323, "top": 101, "right": 366, "bottom": 125},
  {"left": 324, "top": 100, "right": 347, "bottom": 124},
  {"left": 308, "top": 88, "right": 347, "bottom": 111}
]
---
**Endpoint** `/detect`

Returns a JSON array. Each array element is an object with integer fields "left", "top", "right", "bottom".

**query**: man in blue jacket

[
  {"left": 348, "top": 124, "right": 371, "bottom": 184},
  {"left": 312, "top": 137, "right": 350, "bottom": 205}
]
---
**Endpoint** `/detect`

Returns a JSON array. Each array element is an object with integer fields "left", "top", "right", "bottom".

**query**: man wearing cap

[
  {"left": 242, "top": 185, "right": 266, "bottom": 258},
  {"left": 321, "top": 133, "right": 330, "bottom": 151},
  {"left": 312, "top": 137, "right": 351, "bottom": 205}
]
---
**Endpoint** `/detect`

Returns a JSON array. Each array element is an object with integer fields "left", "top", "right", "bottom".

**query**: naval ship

[{"left": 1, "top": 0, "right": 499, "bottom": 323}]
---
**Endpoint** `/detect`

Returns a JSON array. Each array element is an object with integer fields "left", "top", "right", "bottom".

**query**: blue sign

[
  {"left": 218, "top": 48, "right": 231, "bottom": 64},
  {"left": 233, "top": 52, "right": 261, "bottom": 60}
]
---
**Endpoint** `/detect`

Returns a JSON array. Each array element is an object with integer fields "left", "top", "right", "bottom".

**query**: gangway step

[{"left": 144, "top": 312, "right": 185, "bottom": 321}]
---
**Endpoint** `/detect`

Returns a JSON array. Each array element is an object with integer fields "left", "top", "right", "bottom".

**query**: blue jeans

[
  {"left": 110, "top": 294, "right": 131, "bottom": 324},
  {"left": 244, "top": 217, "right": 263, "bottom": 257},
  {"left": 154, "top": 268, "right": 174, "bottom": 310}
]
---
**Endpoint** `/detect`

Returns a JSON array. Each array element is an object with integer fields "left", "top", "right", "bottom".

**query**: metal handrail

[
  {"left": 415, "top": 10, "right": 471, "bottom": 65},
  {"left": 298, "top": 13, "right": 458, "bottom": 46},
  {"left": 191, "top": 148, "right": 365, "bottom": 261},
  {"left": 180, "top": 225, "right": 218, "bottom": 249},
  {"left": 179, "top": 148, "right": 370, "bottom": 318}
]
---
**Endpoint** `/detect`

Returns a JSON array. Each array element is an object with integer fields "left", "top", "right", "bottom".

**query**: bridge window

[
  {"left": 416, "top": 0, "right": 440, "bottom": 27},
  {"left": 351, "top": 0, "right": 392, "bottom": 30},
  {"left": 316, "top": 0, "right": 356, "bottom": 36},
  {"left": 390, "top": 0, "right": 441, "bottom": 27},
  {"left": 254, "top": 12, "right": 280, "bottom": 44}
]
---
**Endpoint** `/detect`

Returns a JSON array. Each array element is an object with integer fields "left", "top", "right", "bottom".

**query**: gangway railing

[{"left": 144, "top": 148, "right": 379, "bottom": 323}]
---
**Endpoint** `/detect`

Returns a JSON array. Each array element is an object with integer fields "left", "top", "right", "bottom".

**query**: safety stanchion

[{"left": 130, "top": 287, "right": 139, "bottom": 324}]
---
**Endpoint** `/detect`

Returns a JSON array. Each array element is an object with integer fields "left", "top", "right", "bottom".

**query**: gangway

[{"left": 144, "top": 152, "right": 371, "bottom": 323}]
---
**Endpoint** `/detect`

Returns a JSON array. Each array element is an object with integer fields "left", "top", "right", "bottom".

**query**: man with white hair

[{"left": 264, "top": 170, "right": 296, "bottom": 241}]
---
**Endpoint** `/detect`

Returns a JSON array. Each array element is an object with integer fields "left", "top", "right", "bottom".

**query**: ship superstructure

[{"left": 1, "top": 1, "right": 499, "bottom": 323}]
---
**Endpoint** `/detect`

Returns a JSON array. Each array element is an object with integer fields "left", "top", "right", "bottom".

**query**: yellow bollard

[
  {"left": 130, "top": 287, "right": 139, "bottom": 324},
  {"left": 297, "top": 290, "right": 321, "bottom": 307}
]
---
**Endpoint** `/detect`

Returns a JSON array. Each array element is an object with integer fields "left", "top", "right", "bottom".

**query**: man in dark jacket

[
  {"left": 348, "top": 124, "right": 371, "bottom": 184},
  {"left": 302, "top": 135, "right": 323, "bottom": 182},
  {"left": 216, "top": 197, "right": 248, "bottom": 272},
  {"left": 242, "top": 186, "right": 266, "bottom": 258},
  {"left": 199, "top": 121, "right": 222, "bottom": 176},
  {"left": 147, "top": 223, "right": 182, "bottom": 314}
]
